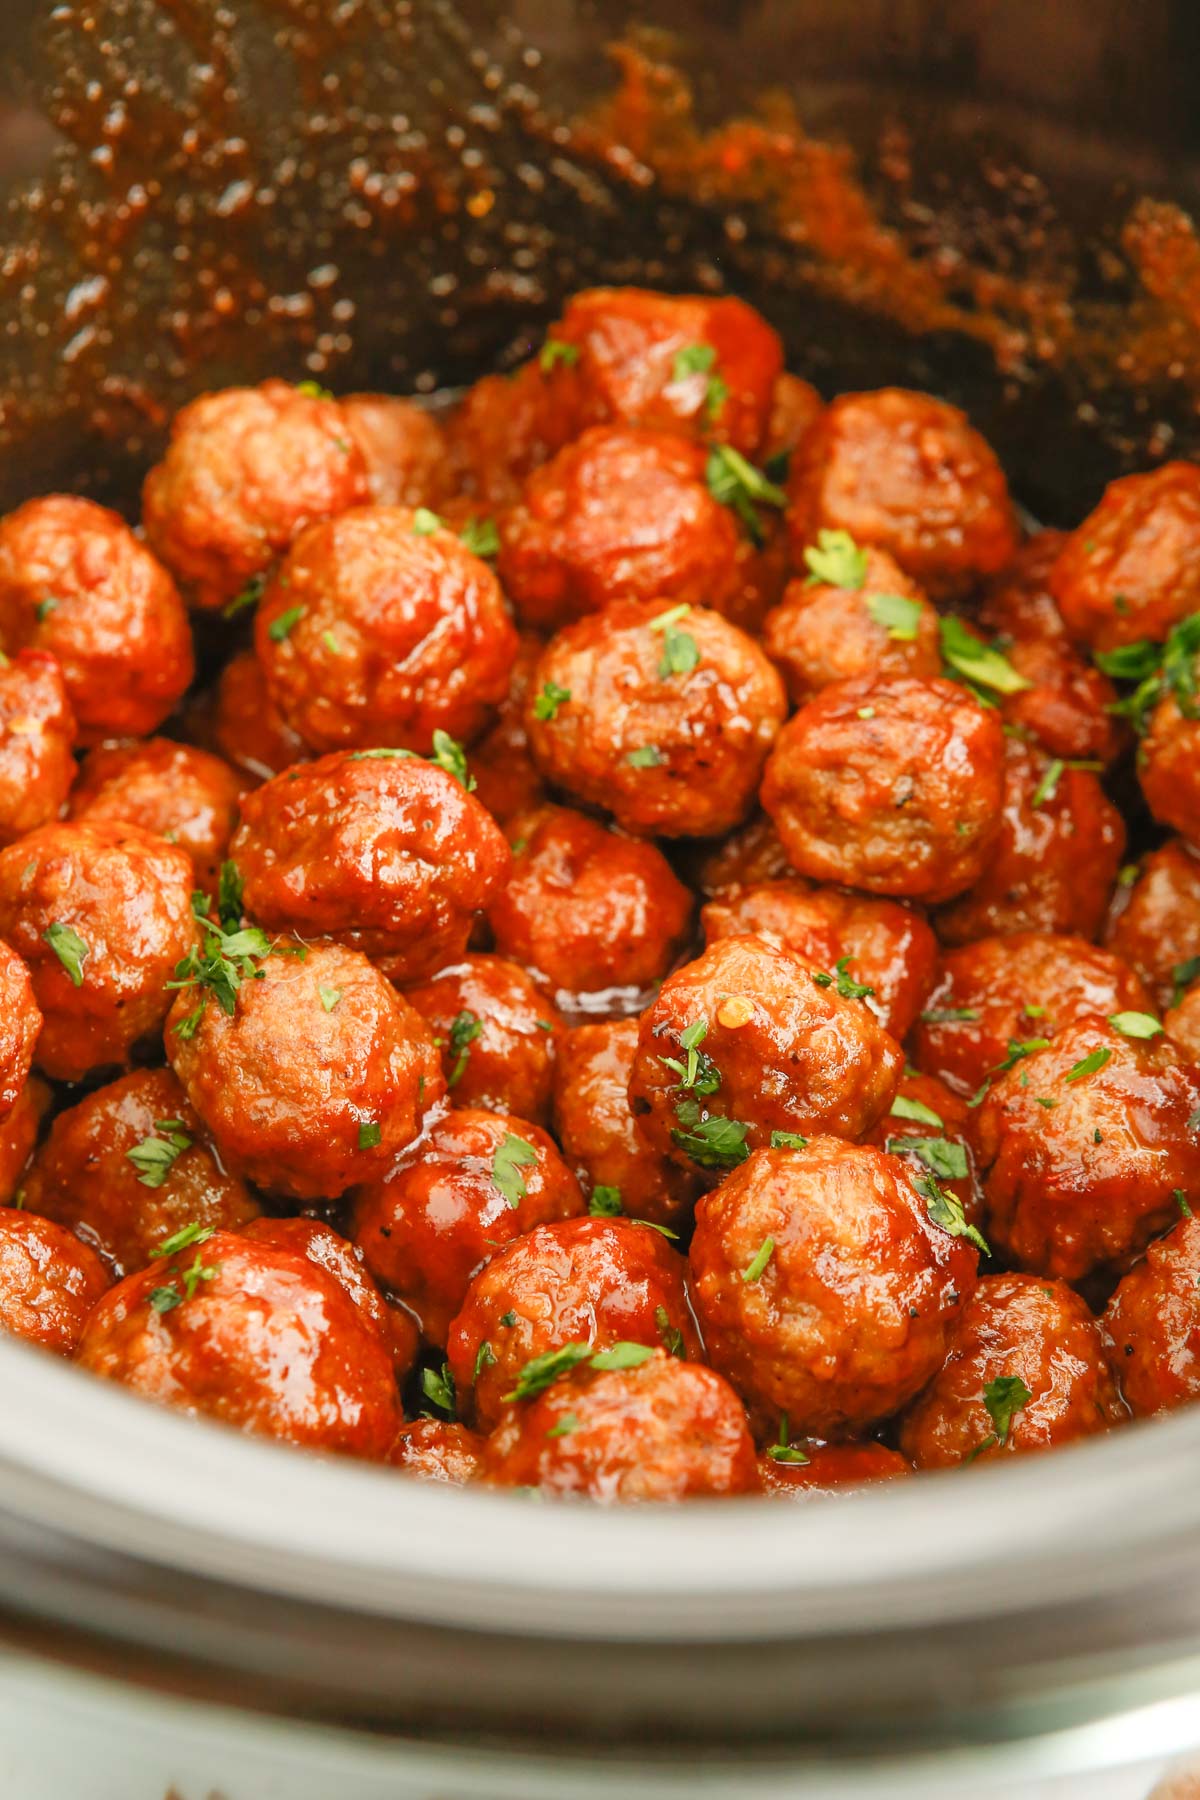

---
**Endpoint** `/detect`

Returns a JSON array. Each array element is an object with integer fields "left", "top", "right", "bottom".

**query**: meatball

[
  {"left": 352, "top": 1110, "right": 583, "bottom": 1346},
  {"left": 481, "top": 1351, "right": 759, "bottom": 1502},
  {"left": 0, "top": 494, "right": 193, "bottom": 742},
  {"left": 913, "top": 932, "right": 1154, "bottom": 1101},
  {"left": 758, "top": 1438, "right": 910, "bottom": 1499},
  {"left": 497, "top": 427, "right": 741, "bottom": 632},
  {"left": 212, "top": 648, "right": 309, "bottom": 784},
  {"left": 255, "top": 506, "right": 517, "bottom": 755},
  {"left": 231, "top": 751, "right": 511, "bottom": 983},
  {"left": 1049, "top": 462, "right": 1200, "bottom": 651},
  {"left": 689, "top": 1138, "right": 978, "bottom": 1435},
  {"left": 339, "top": 393, "right": 454, "bottom": 507},
  {"left": 390, "top": 1417, "right": 484, "bottom": 1484},
  {"left": 865, "top": 1067, "right": 983, "bottom": 1232},
  {"left": 0, "top": 821, "right": 196, "bottom": 1082},
  {"left": 761, "top": 676, "right": 1006, "bottom": 904},
  {"left": 141, "top": 379, "right": 371, "bottom": 611},
  {"left": 973, "top": 1018, "right": 1200, "bottom": 1280},
  {"left": 20, "top": 1068, "right": 258, "bottom": 1278},
  {"left": 549, "top": 286, "right": 782, "bottom": 455},
  {"left": 0, "top": 940, "right": 41, "bottom": 1118},
  {"left": 628, "top": 935, "right": 903, "bottom": 1173},
  {"left": 933, "top": 736, "right": 1125, "bottom": 946},
  {"left": 701, "top": 877, "right": 938, "bottom": 1041},
  {"left": 1166, "top": 983, "right": 1200, "bottom": 1064},
  {"left": 0, "top": 1077, "right": 51, "bottom": 1204},
  {"left": 167, "top": 941, "right": 440, "bottom": 1202},
  {"left": 786, "top": 389, "right": 1018, "bottom": 598},
  {"left": 487, "top": 804, "right": 693, "bottom": 1005},
  {"left": 447, "top": 1215, "right": 702, "bottom": 1432},
  {"left": 764, "top": 373, "right": 824, "bottom": 466},
  {"left": 526, "top": 601, "right": 786, "bottom": 840},
  {"left": 0, "top": 650, "right": 76, "bottom": 846},
  {"left": 68, "top": 738, "right": 247, "bottom": 889},
  {"left": 1105, "top": 840, "right": 1200, "bottom": 1013},
  {"left": 468, "top": 632, "right": 548, "bottom": 825},
  {"left": 1140, "top": 692, "right": 1200, "bottom": 847},
  {"left": 0, "top": 1211, "right": 110, "bottom": 1356},
  {"left": 693, "top": 813, "right": 794, "bottom": 898},
  {"left": 552, "top": 1019, "right": 702, "bottom": 1231},
  {"left": 240, "top": 1216, "right": 415, "bottom": 1379},
  {"left": 446, "top": 361, "right": 577, "bottom": 511},
  {"left": 403, "top": 954, "right": 563, "bottom": 1125},
  {"left": 762, "top": 549, "right": 941, "bottom": 705},
  {"left": 76, "top": 1232, "right": 401, "bottom": 1457},
  {"left": 1102, "top": 1216, "right": 1200, "bottom": 1417},
  {"left": 899, "top": 1273, "right": 1122, "bottom": 1468}
]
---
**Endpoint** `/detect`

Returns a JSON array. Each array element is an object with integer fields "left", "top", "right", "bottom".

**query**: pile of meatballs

[{"left": 2, "top": 286, "right": 1200, "bottom": 1503}]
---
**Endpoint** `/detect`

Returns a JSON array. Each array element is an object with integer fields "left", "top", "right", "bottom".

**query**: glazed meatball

[
  {"left": 899, "top": 1274, "right": 1122, "bottom": 1468},
  {"left": 255, "top": 506, "right": 517, "bottom": 755},
  {"left": 786, "top": 389, "right": 1018, "bottom": 598},
  {"left": 865, "top": 1067, "right": 983, "bottom": 1232},
  {"left": 21, "top": 1068, "right": 258, "bottom": 1278},
  {"left": 0, "top": 1211, "right": 110, "bottom": 1356},
  {"left": 758, "top": 1438, "right": 910, "bottom": 1499},
  {"left": 934, "top": 736, "right": 1125, "bottom": 946},
  {"left": 973, "top": 1017, "right": 1200, "bottom": 1280},
  {"left": 68, "top": 739, "right": 247, "bottom": 888},
  {"left": 352, "top": 1109, "right": 584, "bottom": 1346},
  {"left": 1105, "top": 840, "right": 1200, "bottom": 1013},
  {"left": 1102, "top": 1215, "right": 1200, "bottom": 1417},
  {"left": 141, "top": 379, "right": 371, "bottom": 611},
  {"left": 628, "top": 935, "right": 903, "bottom": 1174},
  {"left": 487, "top": 805, "right": 693, "bottom": 1005},
  {"left": 0, "top": 822, "right": 196, "bottom": 1083},
  {"left": 339, "top": 393, "right": 454, "bottom": 507},
  {"left": 761, "top": 676, "right": 1006, "bottom": 904},
  {"left": 0, "top": 495, "right": 193, "bottom": 742},
  {"left": 0, "top": 650, "right": 76, "bottom": 846},
  {"left": 231, "top": 751, "right": 511, "bottom": 982},
  {"left": 549, "top": 286, "right": 782, "bottom": 456},
  {"left": 1140, "top": 692, "right": 1200, "bottom": 847},
  {"left": 168, "top": 941, "right": 440, "bottom": 1202},
  {"left": 701, "top": 877, "right": 938, "bottom": 1041},
  {"left": 497, "top": 427, "right": 741, "bottom": 632},
  {"left": 689, "top": 1138, "right": 978, "bottom": 1436},
  {"left": 0, "top": 1077, "right": 51, "bottom": 1204},
  {"left": 468, "top": 631, "right": 548, "bottom": 825},
  {"left": 447, "top": 360, "right": 578, "bottom": 511},
  {"left": 403, "top": 955, "right": 563, "bottom": 1125},
  {"left": 762, "top": 549, "right": 941, "bottom": 705},
  {"left": 1166, "top": 984, "right": 1200, "bottom": 1063},
  {"left": 481, "top": 1351, "right": 759, "bottom": 1502},
  {"left": 447, "top": 1215, "right": 702, "bottom": 1432},
  {"left": 1049, "top": 462, "right": 1200, "bottom": 651},
  {"left": 764, "top": 372, "right": 824, "bottom": 466},
  {"left": 76, "top": 1232, "right": 401, "bottom": 1457},
  {"left": 552, "top": 1020, "right": 702, "bottom": 1231},
  {"left": 693, "top": 813, "right": 795, "bottom": 897},
  {"left": 0, "top": 940, "right": 41, "bottom": 1118},
  {"left": 913, "top": 932, "right": 1154, "bottom": 1100},
  {"left": 390, "top": 1417, "right": 484, "bottom": 1484},
  {"left": 241, "top": 1216, "right": 415, "bottom": 1379},
  {"left": 526, "top": 601, "right": 786, "bottom": 840},
  {"left": 211, "top": 648, "right": 309, "bottom": 784}
]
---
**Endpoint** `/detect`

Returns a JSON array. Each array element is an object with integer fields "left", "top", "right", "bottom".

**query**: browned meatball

[
  {"left": 241, "top": 1216, "right": 415, "bottom": 1379},
  {"left": 0, "top": 940, "right": 41, "bottom": 1118},
  {"left": 1102, "top": 1216, "right": 1200, "bottom": 1417},
  {"left": 497, "top": 427, "right": 742, "bottom": 632},
  {"left": 447, "top": 361, "right": 578, "bottom": 511},
  {"left": 526, "top": 601, "right": 786, "bottom": 840},
  {"left": 0, "top": 495, "right": 193, "bottom": 743},
  {"left": 76, "top": 1232, "right": 401, "bottom": 1457},
  {"left": 1166, "top": 983, "right": 1200, "bottom": 1064},
  {"left": 351, "top": 1109, "right": 584, "bottom": 1346},
  {"left": 973, "top": 1017, "right": 1200, "bottom": 1280},
  {"left": 0, "top": 650, "right": 76, "bottom": 846},
  {"left": 552, "top": 1019, "right": 702, "bottom": 1231},
  {"left": 764, "top": 373, "right": 824, "bottom": 466},
  {"left": 487, "top": 804, "right": 693, "bottom": 1005},
  {"left": 141, "top": 380, "right": 371, "bottom": 611},
  {"left": 912, "top": 932, "right": 1154, "bottom": 1100},
  {"left": 68, "top": 739, "right": 247, "bottom": 889},
  {"left": 899, "top": 1274, "right": 1123, "bottom": 1468},
  {"left": 933, "top": 736, "right": 1125, "bottom": 946},
  {"left": 467, "top": 631, "right": 548, "bottom": 825},
  {"left": 1140, "top": 693, "right": 1200, "bottom": 848},
  {"left": 786, "top": 390, "right": 1018, "bottom": 598},
  {"left": 403, "top": 955, "right": 563, "bottom": 1125},
  {"left": 339, "top": 394, "right": 454, "bottom": 507},
  {"left": 761, "top": 676, "right": 1006, "bottom": 904},
  {"left": 758, "top": 1438, "right": 910, "bottom": 1499},
  {"left": 690, "top": 1138, "right": 978, "bottom": 1436},
  {"left": 0, "top": 1211, "right": 110, "bottom": 1356},
  {"left": 447, "top": 1215, "right": 703, "bottom": 1432},
  {"left": 212, "top": 648, "right": 310, "bottom": 784},
  {"left": 255, "top": 506, "right": 517, "bottom": 755},
  {"left": 693, "top": 813, "right": 795, "bottom": 898},
  {"left": 0, "top": 822, "right": 196, "bottom": 1082},
  {"left": 231, "top": 751, "right": 511, "bottom": 983},
  {"left": 21, "top": 1068, "right": 259, "bottom": 1278},
  {"left": 481, "top": 1351, "right": 759, "bottom": 1502},
  {"left": 762, "top": 549, "right": 941, "bottom": 705},
  {"left": 701, "top": 877, "right": 938, "bottom": 1041},
  {"left": 628, "top": 935, "right": 903, "bottom": 1174},
  {"left": 1104, "top": 839, "right": 1200, "bottom": 1013},
  {"left": 865, "top": 1067, "right": 983, "bottom": 1232},
  {"left": 390, "top": 1417, "right": 484, "bottom": 1484},
  {"left": 168, "top": 941, "right": 440, "bottom": 1202},
  {"left": 0, "top": 1077, "right": 51, "bottom": 1204},
  {"left": 1049, "top": 462, "right": 1200, "bottom": 651}
]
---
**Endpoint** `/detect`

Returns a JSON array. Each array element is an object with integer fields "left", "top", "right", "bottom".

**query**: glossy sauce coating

[
  {"left": 0, "top": 1210, "right": 110, "bottom": 1357},
  {"left": 240, "top": 1216, "right": 415, "bottom": 1380},
  {"left": 339, "top": 394, "right": 454, "bottom": 508},
  {"left": 1165, "top": 983, "right": 1200, "bottom": 1064},
  {"left": 0, "top": 651, "right": 77, "bottom": 847},
  {"left": 68, "top": 738, "right": 247, "bottom": 889},
  {"left": 762, "top": 550, "right": 940, "bottom": 705},
  {"left": 1139, "top": 692, "right": 1200, "bottom": 848},
  {"left": 0, "top": 940, "right": 41, "bottom": 1118},
  {"left": 446, "top": 361, "right": 578, "bottom": 511},
  {"left": 758, "top": 1438, "right": 910, "bottom": 1499},
  {"left": 467, "top": 632, "right": 548, "bottom": 826},
  {"left": 390, "top": 1417, "right": 484, "bottom": 1484},
  {"left": 693, "top": 812, "right": 794, "bottom": 898},
  {"left": 1104, "top": 840, "right": 1200, "bottom": 1013},
  {"left": 1049, "top": 462, "right": 1200, "bottom": 650},
  {"left": 0, "top": 1077, "right": 51, "bottom": 1204},
  {"left": 211, "top": 647, "right": 310, "bottom": 784},
  {"left": 1102, "top": 1216, "right": 1200, "bottom": 1417},
  {"left": 403, "top": 954, "right": 563, "bottom": 1125}
]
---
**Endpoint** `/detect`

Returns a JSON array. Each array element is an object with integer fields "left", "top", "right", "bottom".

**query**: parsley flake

[
  {"left": 358, "top": 1120, "right": 382, "bottom": 1150},
  {"left": 421, "top": 1362, "right": 457, "bottom": 1416},
  {"left": 412, "top": 507, "right": 444, "bottom": 536},
  {"left": 655, "top": 1303, "right": 686, "bottom": 1358},
  {"left": 539, "top": 338, "right": 579, "bottom": 373},
  {"left": 589, "top": 1186, "right": 623, "bottom": 1217},
  {"left": 920, "top": 1006, "right": 981, "bottom": 1024},
  {"left": 705, "top": 445, "right": 787, "bottom": 546},
  {"left": 914, "top": 1170, "right": 989, "bottom": 1255},
  {"left": 460, "top": 516, "right": 500, "bottom": 559},
  {"left": 1108, "top": 1011, "right": 1163, "bottom": 1039},
  {"left": 590, "top": 1342, "right": 655, "bottom": 1372},
  {"left": 504, "top": 1341, "right": 591, "bottom": 1401},
  {"left": 473, "top": 1340, "right": 496, "bottom": 1381},
  {"left": 295, "top": 380, "right": 333, "bottom": 400},
  {"left": 156, "top": 1221, "right": 215, "bottom": 1258},
  {"left": 429, "top": 729, "right": 476, "bottom": 791},
  {"left": 803, "top": 528, "right": 867, "bottom": 590},
  {"left": 1065, "top": 1047, "right": 1112, "bottom": 1083},
  {"left": 126, "top": 1121, "right": 193, "bottom": 1189},
  {"left": 626, "top": 743, "right": 664, "bottom": 768},
  {"left": 670, "top": 1100, "right": 751, "bottom": 1170},
  {"left": 546, "top": 1411, "right": 581, "bottom": 1439},
  {"left": 770, "top": 1130, "right": 808, "bottom": 1149},
  {"left": 1177, "top": 1189, "right": 1193, "bottom": 1219},
  {"left": 43, "top": 921, "right": 88, "bottom": 987},
  {"left": 533, "top": 680, "right": 571, "bottom": 721},
  {"left": 866, "top": 591, "right": 924, "bottom": 641},
  {"left": 267, "top": 604, "right": 306, "bottom": 642},
  {"left": 886, "top": 1136, "right": 969, "bottom": 1181},
  {"left": 890, "top": 1094, "right": 943, "bottom": 1129},
  {"left": 767, "top": 1413, "right": 810, "bottom": 1465},
  {"left": 446, "top": 1009, "right": 483, "bottom": 1087},
  {"left": 741, "top": 1235, "right": 775, "bottom": 1283},
  {"left": 649, "top": 604, "right": 701, "bottom": 679},
  {"left": 939, "top": 615, "right": 1032, "bottom": 695},
  {"left": 982, "top": 1374, "right": 1032, "bottom": 1446},
  {"left": 318, "top": 984, "right": 342, "bottom": 1012},
  {"left": 491, "top": 1132, "right": 538, "bottom": 1207},
  {"left": 223, "top": 572, "right": 265, "bottom": 620}
]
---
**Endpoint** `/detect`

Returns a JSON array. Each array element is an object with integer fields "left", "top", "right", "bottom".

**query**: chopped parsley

[
  {"left": 824, "top": 955, "right": 875, "bottom": 1001},
  {"left": 358, "top": 1120, "right": 382, "bottom": 1150},
  {"left": 504, "top": 1341, "right": 592, "bottom": 1401},
  {"left": 429, "top": 729, "right": 476, "bottom": 791},
  {"left": 460, "top": 515, "right": 500, "bottom": 558},
  {"left": 1064, "top": 1047, "right": 1112, "bottom": 1083},
  {"left": 589, "top": 1342, "right": 655, "bottom": 1372},
  {"left": 267, "top": 604, "right": 306, "bottom": 642},
  {"left": 741, "top": 1235, "right": 775, "bottom": 1283},
  {"left": 546, "top": 1411, "right": 581, "bottom": 1439},
  {"left": 491, "top": 1131, "right": 538, "bottom": 1208},
  {"left": 890, "top": 1094, "right": 943, "bottom": 1128},
  {"left": 167, "top": 909, "right": 279, "bottom": 1027},
  {"left": 43, "top": 921, "right": 88, "bottom": 988},
  {"left": 411, "top": 507, "right": 443, "bottom": 536},
  {"left": 421, "top": 1362, "right": 457, "bottom": 1417},
  {"left": 886, "top": 1135, "right": 969, "bottom": 1181},
  {"left": 589, "top": 1186, "right": 623, "bottom": 1217},
  {"left": 982, "top": 1373, "right": 1032, "bottom": 1446},
  {"left": 770, "top": 1130, "right": 808, "bottom": 1149},
  {"left": 659, "top": 1017, "right": 721, "bottom": 1096},
  {"left": 1108, "top": 1011, "right": 1163, "bottom": 1039},
  {"left": 1176, "top": 1189, "right": 1193, "bottom": 1219},
  {"left": 914, "top": 1169, "right": 989, "bottom": 1255},
  {"left": 1172, "top": 955, "right": 1200, "bottom": 1007},
  {"left": 445, "top": 1010, "right": 483, "bottom": 1086},
  {"left": 217, "top": 860, "right": 244, "bottom": 933},
  {"left": 920, "top": 1005, "right": 980, "bottom": 1024},
  {"left": 473, "top": 1340, "right": 496, "bottom": 1381},
  {"left": 126, "top": 1120, "right": 193, "bottom": 1189},
  {"left": 533, "top": 680, "right": 571, "bottom": 721},
  {"left": 649, "top": 603, "right": 701, "bottom": 679},
  {"left": 223, "top": 572, "right": 265, "bottom": 620},
  {"left": 968, "top": 1038, "right": 1051, "bottom": 1108},
  {"left": 670, "top": 342, "right": 728, "bottom": 424},
  {"left": 318, "top": 984, "right": 342, "bottom": 1012},
  {"left": 625, "top": 743, "right": 664, "bottom": 768},
  {"left": 705, "top": 445, "right": 787, "bottom": 546},
  {"left": 670, "top": 1100, "right": 750, "bottom": 1170},
  {"left": 539, "top": 338, "right": 579, "bottom": 373},
  {"left": 803, "top": 528, "right": 867, "bottom": 590},
  {"left": 156, "top": 1221, "right": 215, "bottom": 1258},
  {"left": 1097, "top": 612, "right": 1200, "bottom": 734},
  {"left": 767, "top": 1413, "right": 810, "bottom": 1465},
  {"left": 1030, "top": 757, "right": 1103, "bottom": 808},
  {"left": 866, "top": 591, "right": 924, "bottom": 641},
  {"left": 939, "top": 615, "right": 1031, "bottom": 696},
  {"left": 655, "top": 1303, "right": 686, "bottom": 1358},
  {"left": 295, "top": 380, "right": 333, "bottom": 400}
]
